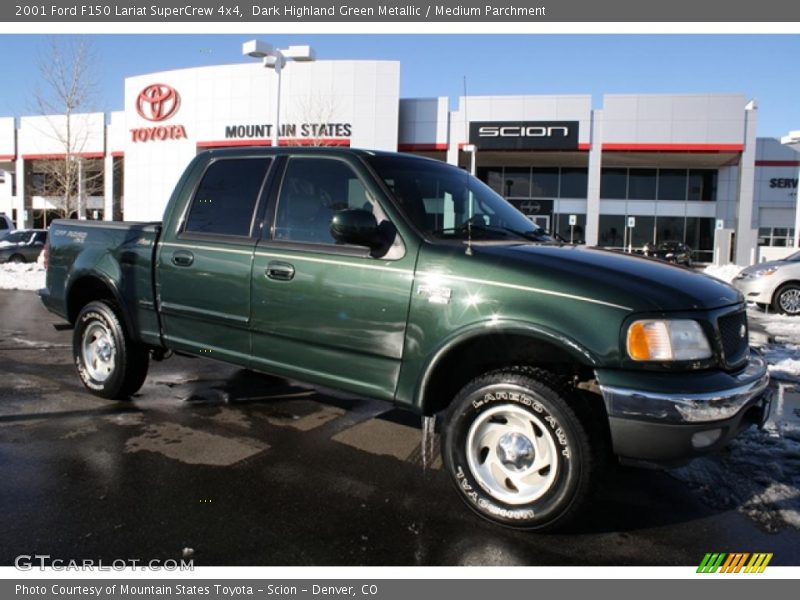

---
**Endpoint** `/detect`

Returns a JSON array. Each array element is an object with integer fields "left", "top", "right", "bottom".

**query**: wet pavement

[{"left": 1, "top": 289, "right": 799, "bottom": 566}]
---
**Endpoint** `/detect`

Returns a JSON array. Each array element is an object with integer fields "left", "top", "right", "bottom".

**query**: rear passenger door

[{"left": 157, "top": 156, "right": 273, "bottom": 364}]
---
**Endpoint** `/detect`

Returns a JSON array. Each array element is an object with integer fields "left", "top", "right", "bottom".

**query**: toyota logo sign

[{"left": 136, "top": 84, "right": 180, "bottom": 122}]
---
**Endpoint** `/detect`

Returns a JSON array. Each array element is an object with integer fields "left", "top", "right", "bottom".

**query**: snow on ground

[
  {"left": 703, "top": 263, "right": 746, "bottom": 283},
  {"left": 671, "top": 408, "right": 800, "bottom": 532},
  {"left": 0, "top": 262, "right": 45, "bottom": 291}
]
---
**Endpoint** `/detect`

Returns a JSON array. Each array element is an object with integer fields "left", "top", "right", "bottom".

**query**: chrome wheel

[
  {"left": 466, "top": 404, "right": 559, "bottom": 505},
  {"left": 81, "top": 321, "right": 116, "bottom": 383},
  {"left": 779, "top": 288, "right": 800, "bottom": 314}
]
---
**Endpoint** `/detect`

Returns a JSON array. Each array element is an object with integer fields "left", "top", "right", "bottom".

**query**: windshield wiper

[
  {"left": 431, "top": 223, "right": 519, "bottom": 238},
  {"left": 431, "top": 223, "right": 554, "bottom": 243}
]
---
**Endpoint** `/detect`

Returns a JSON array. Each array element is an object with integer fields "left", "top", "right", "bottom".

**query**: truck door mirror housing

[{"left": 330, "top": 209, "right": 381, "bottom": 249}]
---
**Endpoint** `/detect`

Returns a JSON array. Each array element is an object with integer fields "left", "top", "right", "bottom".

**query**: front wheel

[
  {"left": 73, "top": 301, "right": 149, "bottom": 399},
  {"left": 442, "top": 367, "right": 596, "bottom": 530},
  {"left": 773, "top": 283, "right": 800, "bottom": 315}
]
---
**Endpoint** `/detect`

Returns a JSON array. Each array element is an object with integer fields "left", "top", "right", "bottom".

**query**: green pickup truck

[{"left": 40, "top": 147, "right": 770, "bottom": 530}]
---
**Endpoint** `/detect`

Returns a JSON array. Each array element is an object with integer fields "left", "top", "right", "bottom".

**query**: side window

[
  {"left": 274, "top": 157, "right": 373, "bottom": 244},
  {"left": 183, "top": 158, "right": 271, "bottom": 237}
]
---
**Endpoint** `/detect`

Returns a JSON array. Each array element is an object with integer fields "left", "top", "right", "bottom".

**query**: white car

[{"left": 733, "top": 251, "right": 800, "bottom": 314}]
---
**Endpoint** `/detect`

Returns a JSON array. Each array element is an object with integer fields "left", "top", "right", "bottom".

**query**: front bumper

[{"left": 598, "top": 353, "right": 770, "bottom": 462}]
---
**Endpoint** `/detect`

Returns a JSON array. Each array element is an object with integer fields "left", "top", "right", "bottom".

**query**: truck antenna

[{"left": 463, "top": 76, "right": 473, "bottom": 257}]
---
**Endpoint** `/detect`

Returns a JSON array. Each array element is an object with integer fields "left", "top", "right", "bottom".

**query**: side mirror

[{"left": 330, "top": 209, "right": 381, "bottom": 248}]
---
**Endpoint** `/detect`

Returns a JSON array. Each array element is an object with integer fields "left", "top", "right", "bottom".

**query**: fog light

[{"left": 691, "top": 428, "right": 723, "bottom": 449}]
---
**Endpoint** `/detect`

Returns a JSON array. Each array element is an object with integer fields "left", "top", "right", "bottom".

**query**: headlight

[
  {"left": 627, "top": 319, "right": 712, "bottom": 361},
  {"left": 738, "top": 266, "right": 778, "bottom": 280},
  {"left": 753, "top": 266, "right": 778, "bottom": 278}
]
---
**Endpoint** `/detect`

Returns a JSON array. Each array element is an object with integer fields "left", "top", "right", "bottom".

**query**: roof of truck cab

[{"left": 198, "top": 146, "right": 441, "bottom": 162}]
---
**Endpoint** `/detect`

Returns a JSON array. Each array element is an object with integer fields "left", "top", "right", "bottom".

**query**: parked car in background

[
  {"left": 733, "top": 251, "right": 800, "bottom": 314},
  {"left": 0, "top": 229, "right": 47, "bottom": 263},
  {"left": 643, "top": 240, "right": 693, "bottom": 266},
  {"left": 0, "top": 213, "right": 14, "bottom": 241}
]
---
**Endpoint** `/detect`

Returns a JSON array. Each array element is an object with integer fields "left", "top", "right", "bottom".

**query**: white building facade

[{"left": 0, "top": 58, "right": 798, "bottom": 266}]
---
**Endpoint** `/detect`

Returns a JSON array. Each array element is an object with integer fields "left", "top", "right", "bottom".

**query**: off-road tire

[
  {"left": 442, "top": 367, "right": 597, "bottom": 531},
  {"left": 73, "top": 301, "right": 149, "bottom": 399}
]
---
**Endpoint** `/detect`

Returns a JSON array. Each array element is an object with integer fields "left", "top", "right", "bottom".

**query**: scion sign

[{"left": 470, "top": 121, "right": 579, "bottom": 150}]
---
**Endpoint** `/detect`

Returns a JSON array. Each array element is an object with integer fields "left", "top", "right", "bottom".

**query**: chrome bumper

[{"left": 599, "top": 353, "right": 769, "bottom": 424}]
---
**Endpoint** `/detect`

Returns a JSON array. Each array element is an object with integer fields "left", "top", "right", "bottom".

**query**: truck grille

[{"left": 717, "top": 310, "right": 749, "bottom": 367}]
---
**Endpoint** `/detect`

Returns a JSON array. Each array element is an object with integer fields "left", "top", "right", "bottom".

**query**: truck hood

[{"left": 472, "top": 243, "right": 742, "bottom": 313}]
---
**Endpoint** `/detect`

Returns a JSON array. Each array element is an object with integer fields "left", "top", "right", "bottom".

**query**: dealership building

[{"left": 0, "top": 57, "right": 798, "bottom": 265}]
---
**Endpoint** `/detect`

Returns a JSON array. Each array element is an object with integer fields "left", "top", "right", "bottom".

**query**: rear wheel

[
  {"left": 8, "top": 254, "right": 25, "bottom": 263},
  {"left": 442, "top": 367, "right": 597, "bottom": 530},
  {"left": 73, "top": 301, "right": 149, "bottom": 399},
  {"left": 773, "top": 283, "right": 800, "bottom": 315}
]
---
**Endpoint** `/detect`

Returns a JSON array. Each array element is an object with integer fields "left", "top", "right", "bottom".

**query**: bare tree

[
  {"left": 31, "top": 37, "right": 103, "bottom": 223},
  {"left": 286, "top": 93, "right": 348, "bottom": 147}
]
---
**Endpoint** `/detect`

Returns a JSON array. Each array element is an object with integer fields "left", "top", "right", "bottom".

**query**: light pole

[
  {"left": 780, "top": 130, "right": 800, "bottom": 248},
  {"left": 242, "top": 40, "right": 316, "bottom": 147}
]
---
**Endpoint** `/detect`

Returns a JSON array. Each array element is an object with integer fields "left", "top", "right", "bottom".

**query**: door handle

[
  {"left": 266, "top": 261, "right": 295, "bottom": 281},
  {"left": 171, "top": 250, "right": 194, "bottom": 267}
]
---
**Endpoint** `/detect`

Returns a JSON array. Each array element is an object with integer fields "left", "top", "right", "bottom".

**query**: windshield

[
  {"left": 785, "top": 250, "right": 800, "bottom": 262},
  {"left": 366, "top": 156, "right": 552, "bottom": 242}
]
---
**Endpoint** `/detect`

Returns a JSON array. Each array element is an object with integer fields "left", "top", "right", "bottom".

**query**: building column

[
  {"left": 103, "top": 153, "right": 114, "bottom": 221},
  {"left": 585, "top": 109, "right": 603, "bottom": 246},
  {"left": 735, "top": 103, "right": 759, "bottom": 266},
  {"left": 446, "top": 105, "right": 464, "bottom": 167},
  {"left": 13, "top": 157, "right": 25, "bottom": 228}
]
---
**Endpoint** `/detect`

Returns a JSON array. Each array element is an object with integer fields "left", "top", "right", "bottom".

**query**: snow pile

[
  {"left": 671, "top": 424, "right": 800, "bottom": 532},
  {"left": 0, "top": 263, "right": 46, "bottom": 291},
  {"left": 703, "top": 264, "right": 745, "bottom": 283},
  {"left": 749, "top": 310, "right": 800, "bottom": 381}
]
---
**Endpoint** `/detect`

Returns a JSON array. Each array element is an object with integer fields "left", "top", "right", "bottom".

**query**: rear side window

[{"left": 184, "top": 158, "right": 271, "bottom": 237}]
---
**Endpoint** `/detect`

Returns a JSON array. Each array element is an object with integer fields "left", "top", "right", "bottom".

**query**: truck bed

[{"left": 40, "top": 219, "right": 163, "bottom": 347}]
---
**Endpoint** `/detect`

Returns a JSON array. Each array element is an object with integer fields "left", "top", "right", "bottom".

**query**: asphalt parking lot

[{"left": 1, "top": 288, "right": 798, "bottom": 567}]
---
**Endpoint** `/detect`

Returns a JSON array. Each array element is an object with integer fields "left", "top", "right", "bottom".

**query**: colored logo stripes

[{"left": 697, "top": 552, "right": 773, "bottom": 573}]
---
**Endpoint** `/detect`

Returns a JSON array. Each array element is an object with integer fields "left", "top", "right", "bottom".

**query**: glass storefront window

[
  {"left": 560, "top": 168, "right": 588, "bottom": 198},
  {"left": 688, "top": 170, "right": 717, "bottom": 201},
  {"left": 628, "top": 168, "right": 657, "bottom": 200},
  {"left": 553, "top": 213, "right": 586, "bottom": 243},
  {"left": 477, "top": 168, "right": 504, "bottom": 194},
  {"left": 599, "top": 215, "right": 626, "bottom": 248},
  {"left": 657, "top": 216, "right": 685, "bottom": 245},
  {"left": 628, "top": 215, "right": 655, "bottom": 248},
  {"left": 685, "top": 217, "right": 715, "bottom": 262},
  {"left": 501, "top": 167, "right": 531, "bottom": 198},
  {"left": 759, "top": 227, "right": 795, "bottom": 247},
  {"left": 531, "top": 168, "right": 559, "bottom": 197},
  {"left": 600, "top": 168, "right": 627, "bottom": 199},
  {"left": 658, "top": 169, "right": 688, "bottom": 201}
]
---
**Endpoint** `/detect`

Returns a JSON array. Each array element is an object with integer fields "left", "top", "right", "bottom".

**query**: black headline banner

[{"left": 3, "top": 0, "right": 800, "bottom": 22}]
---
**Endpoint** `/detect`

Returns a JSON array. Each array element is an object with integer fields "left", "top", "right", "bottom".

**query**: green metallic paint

[{"left": 43, "top": 148, "right": 753, "bottom": 419}]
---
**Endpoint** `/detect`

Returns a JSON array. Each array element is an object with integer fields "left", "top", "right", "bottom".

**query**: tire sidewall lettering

[
  {"left": 75, "top": 307, "right": 119, "bottom": 391},
  {"left": 450, "top": 382, "right": 579, "bottom": 527}
]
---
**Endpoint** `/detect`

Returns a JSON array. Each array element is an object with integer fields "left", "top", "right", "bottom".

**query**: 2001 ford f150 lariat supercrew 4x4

[{"left": 41, "top": 147, "right": 770, "bottom": 530}]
